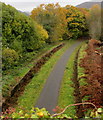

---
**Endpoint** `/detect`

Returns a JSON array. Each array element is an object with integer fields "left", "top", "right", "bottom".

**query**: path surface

[{"left": 35, "top": 41, "right": 81, "bottom": 114}]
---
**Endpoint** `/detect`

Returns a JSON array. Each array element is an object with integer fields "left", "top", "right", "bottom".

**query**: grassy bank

[
  {"left": 2, "top": 42, "right": 64, "bottom": 99},
  {"left": 78, "top": 43, "right": 87, "bottom": 86},
  {"left": 77, "top": 43, "right": 89, "bottom": 102},
  {"left": 16, "top": 40, "right": 75, "bottom": 111}
]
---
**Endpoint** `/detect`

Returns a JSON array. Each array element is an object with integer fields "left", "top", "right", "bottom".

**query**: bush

[
  {"left": 2, "top": 106, "right": 103, "bottom": 119},
  {"left": 2, "top": 48, "right": 19, "bottom": 69},
  {"left": 2, "top": 3, "right": 48, "bottom": 52}
]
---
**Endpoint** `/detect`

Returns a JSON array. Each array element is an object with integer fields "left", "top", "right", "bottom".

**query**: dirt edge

[
  {"left": 72, "top": 47, "right": 85, "bottom": 118},
  {"left": 2, "top": 43, "right": 65, "bottom": 111}
]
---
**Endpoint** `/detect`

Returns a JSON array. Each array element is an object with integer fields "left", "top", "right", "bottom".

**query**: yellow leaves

[
  {"left": 71, "top": 14, "right": 76, "bottom": 17},
  {"left": 35, "top": 23, "right": 49, "bottom": 40},
  {"left": 67, "top": 17, "right": 74, "bottom": 22},
  {"left": 3, "top": 48, "right": 19, "bottom": 60},
  {"left": 37, "top": 112, "right": 44, "bottom": 117},
  {"left": 65, "top": 5, "right": 88, "bottom": 39},
  {"left": 30, "top": 3, "right": 68, "bottom": 42},
  {"left": 71, "top": 23, "right": 80, "bottom": 26},
  {"left": 30, "top": 10, "right": 38, "bottom": 19},
  {"left": 31, "top": 6, "right": 44, "bottom": 20},
  {"left": 2, "top": 48, "right": 19, "bottom": 66}
]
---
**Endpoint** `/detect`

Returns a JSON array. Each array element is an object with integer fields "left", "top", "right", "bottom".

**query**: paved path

[{"left": 35, "top": 41, "right": 81, "bottom": 114}]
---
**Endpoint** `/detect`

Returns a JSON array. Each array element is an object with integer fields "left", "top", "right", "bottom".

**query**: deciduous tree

[{"left": 86, "top": 4, "right": 101, "bottom": 40}]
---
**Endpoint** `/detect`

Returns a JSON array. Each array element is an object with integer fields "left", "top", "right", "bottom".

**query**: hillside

[
  {"left": 76, "top": 2, "right": 101, "bottom": 9},
  {"left": 18, "top": 10, "right": 31, "bottom": 16}
]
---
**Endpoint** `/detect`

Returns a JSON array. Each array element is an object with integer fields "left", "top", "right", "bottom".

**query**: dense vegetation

[
  {"left": 31, "top": 4, "right": 88, "bottom": 42},
  {"left": 2, "top": 3, "right": 48, "bottom": 70},
  {"left": 65, "top": 6, "right": 88, "bottom": 39},
  {"left": 31, "top": 3, "right": 67, "bottom": 43},
  {"left": 2, "top": 106, "right": 103, "bottom": 119},
  {"left": 2, "top": 2, "right": 89, "bottom": 70},
  {"left": 2, "top": 1, "right": 102, "bottom": 119}
]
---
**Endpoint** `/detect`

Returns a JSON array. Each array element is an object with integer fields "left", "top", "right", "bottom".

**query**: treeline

[
  {"left": 31, "top": 3, "right": 88, "bottom": 42},
  {"left": 2, "top": 3, "right": 89, "bottom": 70}
]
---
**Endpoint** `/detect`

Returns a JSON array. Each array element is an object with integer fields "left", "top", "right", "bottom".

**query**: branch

[
  {"left": 52, "top": 102, "right": 97, "bottom": 117},
  {"left": 95, "top": 51, "right": 103, "bottom": 55}
]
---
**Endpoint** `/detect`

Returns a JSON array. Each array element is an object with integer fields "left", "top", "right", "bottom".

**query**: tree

[
  {"left": 86, "top": 4, "right": 101, "bottom": 40},
  {"left": 65, "top": 6, "right": 88, "bottom": 39},
  {"left": 2, "top": 3, "right": 48, "bottom": 69},
  {"left": 31, "top": 3, "right": 67, "bottom": 43},
  {"left": 2, "top": 3, "right": 48, "bottom": 52}
]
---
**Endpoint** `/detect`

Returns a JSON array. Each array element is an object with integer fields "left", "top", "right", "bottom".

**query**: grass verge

[
  {"left": 77, "top": 43, "right": 90, "bottom": 102},
  {"left": 2, "top": 43, "right": 64, "bottom": 99},
  {"left": 57, "top": 42, "right": 86, "bottom": 118},
  {"left": 78, "top": 43, "right": 87, "bottom": 86},
  {"left": 16, "top": 40, "right": 75, "bottom": 111}
]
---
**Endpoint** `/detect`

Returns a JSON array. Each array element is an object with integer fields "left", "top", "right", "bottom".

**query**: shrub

[{"left": 2, "top": 48, "right": 19, "bottom": 69}]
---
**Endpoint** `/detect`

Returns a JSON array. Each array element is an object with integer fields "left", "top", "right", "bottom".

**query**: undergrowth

[
  {"left": 78, "top": 43, "right": 87, "bottom": 86},
  {"left": 2, "top": 42, "right": 63, "bottom": 100}
]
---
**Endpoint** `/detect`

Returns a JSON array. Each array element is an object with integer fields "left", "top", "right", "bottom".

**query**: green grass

[
  {"left": 78, "top": 43, "right": 88, "bottom": 86},
  {"left": 77, "top": 43, "right": 90, "bottom": 102},
  {"left": 16, "top": 40, "right": 76, "bottom": 111},
  {"left": 57, "top": 43, "right": 83, "bottom": 118},
  {"left": 2, "top": 43, "right": 64, "bottom": 98}
]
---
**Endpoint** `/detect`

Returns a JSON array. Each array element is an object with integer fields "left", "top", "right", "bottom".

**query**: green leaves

[
  {"left": 2, "top": 3, "right": 48, "bottom": 70},
  {"left": 89, "top": 108, "right": 103, "bottom": 118},
  {"left": 2, "top": 107, "right": 70, "bottom": 119},
  {"left": 2, "top": 48, "right": 19, "bottom": 69},
  {"left": 31, "top": 3, "right": 67, "bottom": 43},
  {"left": 65, "top": 6, "right": 88, "bottom": 39},
  {"left": 3, "top": 107, "right": 103, "bottom": 119}
]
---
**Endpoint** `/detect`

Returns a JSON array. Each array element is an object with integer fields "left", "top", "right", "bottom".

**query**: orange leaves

[
  {"left": 30, "top": 3, "right": 88, "bottom": 41},
  {"left": 67, "top": 17, "right": 74, "bottom": 22},
  {"left": 30, "top": 3, "right": 68, "bottom": 42},
  {"left": 80, "top": 39, "right": 102, "bottom": 107}
]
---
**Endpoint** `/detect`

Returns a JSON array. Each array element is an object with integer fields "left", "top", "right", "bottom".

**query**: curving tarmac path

[{"left": 35, "top": 41, "right": 82, "bottom": 114}]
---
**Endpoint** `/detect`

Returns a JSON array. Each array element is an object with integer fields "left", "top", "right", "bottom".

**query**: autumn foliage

[
  {"left": 85, "top": 5, "right": 101, "bottom": 40},
  {"left": 31, "top": 3, "right": 67, "bottom": 43},
  {"left": 2, "top": 2, "right": 89, "bottom": 70},
  {"left": 65, "top": 6, "right": 88, "bottom": 39},
  {"left": 80, "top": 39, "right": 103, "bottom": 107},
  {"left": 31, "top": 3, "right": 88, "bottom": 42}
]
